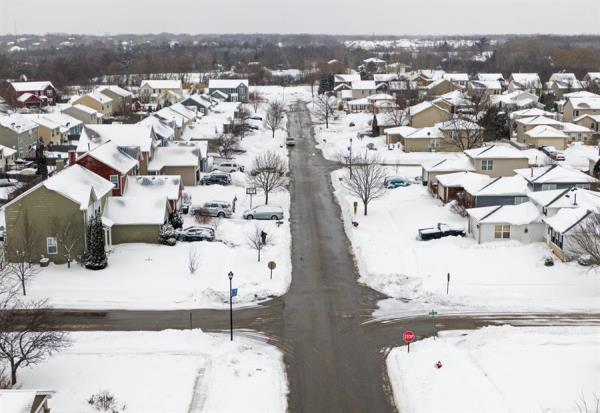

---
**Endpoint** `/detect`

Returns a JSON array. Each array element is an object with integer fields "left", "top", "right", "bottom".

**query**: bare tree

[
  {"left": 342, "top": 154, "right": 387, "bottom": 216},
  {"left": 570, "top": 213, "right": 600, "bottom": 264},
  {"left": 247, "top": 225, "right": 272, "bottom": 262},
  {"left": 88, "top": 390, "right": 127, "bottom": 413},
  {"left": 248, "top": 90, "right": 264, "bottom": 113},
  {"left": 249, "top": 151, "right": 287, "bottom": 205},
  {"left": 8, "top": 211, "right": 39, "bottom": 296},
  {"left": 217, "top": 134, "right": 238, "bottom": 159},
  {"left": 383, "top": 105, "right": 409, "bottom": 127},
  {"left": 314, "top": 94, "right": 336, "bottom": 129},
  {"left": 0, "top": 298, "right": 70, "bottom": 386},
  {"left": 441, "top": 117, "right": 484, "bottom": 151},
  {"left": 50, "top": 216, "right": 83, "bottom": 269},
  {"left": 575, "top": 392, "right": 600, "bottom": 413},
  {"left": 264, "top": 100, "right": 285, "bottom": 138},
  {"left": 187, "top": 246, "right": 200, "bottom": 274},
  {"left": 234, "top": 105, "right": 253, "bottom": 140}
]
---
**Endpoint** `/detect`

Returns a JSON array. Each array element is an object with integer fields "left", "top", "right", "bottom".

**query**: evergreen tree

[
  {"left": 168, "top": 210, "right": 183, "bottom": 229},
  {"left": 84, "top": 210, "right": 107, "bottom": 270},
  {"left": 371, "top": 114, "right": 379, "bottom": 137}
]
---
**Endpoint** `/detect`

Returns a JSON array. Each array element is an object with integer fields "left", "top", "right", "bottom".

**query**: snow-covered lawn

[
  {"left": 331, "top": 166, "right": 600, "bottom": 317},
  {"left": 18, "top": 329, "right": 287, "bottom": 413},
  {"left": 387, "top": 326, "right": 600, "bottom": 413}
]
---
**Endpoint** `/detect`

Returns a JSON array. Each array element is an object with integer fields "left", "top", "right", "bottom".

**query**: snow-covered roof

[
  {"left": 574, "top": 114, "right": 600, "bottom": 123},
  {"left": 422, "top": 157, "right": 476, "bottom": 173},
  {"left": 81, "top": 141, "right": 138, "bottom": 174},
  {"left": 138, "top": 116, "right": 175, "bottom": 140},
  {"left": 0, "top": 390, "right": 55, "bottom": 413},
  {"left": 208, "top": 79, "right": 249, "bottom": 89},
  {"left": 76, "top": 91, "right": 112, "bottom": 104},
  {"left": 525, "top": 125, "right": 568, "bottom": 139},
  {"left": 515, "top": 164, "right": 598, "bottom": 184},
  {"left": 69, "top": 104, "right": 102, "bottom": 116},
  {"left": 367, "top": 93, "right": 394, "bottom": 102},
  {"left": 567, "top": 97, "right": 600, "bottom": 110},
  {"left": 469, "top": 79, "right": 502, "bottom": 90},
  {"left": 334, "top": 74, "right": 361, "bottom": 83},
  {"left": 509, "top": 73, "right": 542, "bottom": 88},
  {"left": 0, "top": 114, "right": 38, "bottom": 133},
  {"left": 385, "top": 126, "right": 417, "bottom": 136},
  {"left": 544, "top": 207, "right": 592, "bottom": 233},
  {"left": 516, "top": 115, "right": 563, "bottom": 127},
  {"left": 363, "top": 57, "right": 386, "bottom": 64},
  {"left": 408, "top": 101, "right": 449, "bottom": 116},
  {"left": 477, "top": 73, "right": 505, "bottom": 82},
  {"left": 436, "top": 171, "right": 491, "bottom": 192},
  {"left": 125, "top": 175, "right": 182, "bottom": 201},
  {"left": 465, "top": 145, "right": 528, "bottom": 160},
  {"left": 373, "top": 74, "right": 398, "bottom": 82},
  {"left": 467, "top": 202, "right": 541, "bottom": 225},
  {"left": 489, "top": 90, "right": 539, "bottom": 107},
  {"left": 148, "top": 146, "right": 200, "bottom": 172},
  {"left": 443, "top": 73, "right": 469, "bottom": 82},
  {"left": 165, "top": 102, "right": 197, "bottom": 121},
  {"left": 561, "top": 122, "right": 592, "bottom": 134},
  {"left": 97, "top": 85, "right": 132, "bottom": 98},
  {"left": 103, "top": 196, "right": 168, "bottom": 225},
  {"left": 405, "top": 126, "right": 443, "bottom": 139},
  {"left": 0, "top": 144, "right": 17, "bottom": 158},
  {"left": 564, "top": 91, "right": 600, "bottom": 99},
  {"left": 43, "top": 164, "right": 114, "bottom": 210},
  {"left": 418, "top": 69, "right": 445, "bottom": 81},
  {"left": 348, "top": 98, "right": 369, "bottom": 106},
  {"left": 530, "top": 187, "right": 600, "bottom": 210},
  {"left": 509, "top": 108, "right": 554, "bottom": 120},
  {"left": 352, "top": 80, "right": 377, "bottom": 90},
  {"left": 470, "top": 175, "right": 530, "bottom": 196},
  {"left": 17, "top": 92, "right": 44, "bottom": 103},
  {"left": 140, "top": 79, "right": 182, "bottom": 90},
  {"left": 437, "top": 119, "right": 483, "bottom": 131},
  {"left": 77, "top": 125, "right": 155, "bottom": 154},
  {"left": 10, "top": 81, "right": 54, "bottom": 92}
]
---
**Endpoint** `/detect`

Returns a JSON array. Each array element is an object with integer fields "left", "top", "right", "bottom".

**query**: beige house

[
  {"left": 562, "top": 122, "right": 594, "bottom": 144},
  {"left": 97, "top": 85, "right": 132, "bottom": 115},
  {"left": 401, "top": 126, "right": 444, "bottom": 152},
  {"left": 62, "top": 104, "right": 104, "bottom": 124},
  {"left": 139, "top": 80, "right": 183, "bottom": 103},
  {"left": 102, "top": 196, "right": 169, "bottom": 244},
  {"left": 148, "top": 145, "right": 200, "bottom": 186},
  {"left": 548, "top": 73, "right": 583, "bottom": 98},
  {"left": 525, "top": 125, "right": 569, "bottom": 150},
  {"left": 563, "top": 97, "right": 600, "bottom": 122},
  {"left": 425, "top": 79, "right": 457, "bottom": 97},
  {"left": 507, "top": 73, "right": 542, "bottom": 95},
  {"left": 421, "top": 158, "right": 476, "bottom": 186},
  {"left": 72, "top": 92, "right": 113, "bottom": 117},
  {"left": 385, "top": 126, "right": 416, "bottom": 145},
  {"left": 4, "top": 164, "right": 114, "bottom": 264},
  {"left": 24, "top": 114, "right": 68, "bottom": 144},
  {"left": 514, "top": 115, "right": 564, "bottom": 143},
  {"left": 574, "top": 114, "right": 600, "bottom": 133},
  {"left": 464, "top": 145, "right": 529, "bottom": 177},
  {"left": 408, "top": 101, "right": 451, "bottom": 128}
]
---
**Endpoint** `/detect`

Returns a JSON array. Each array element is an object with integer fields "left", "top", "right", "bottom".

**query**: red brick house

[
  {"left": 10, "top": 81, "right": 58, "bottom": 106},
  {"left": 72, "top": 141, "right": 139, "bottom": 196}
]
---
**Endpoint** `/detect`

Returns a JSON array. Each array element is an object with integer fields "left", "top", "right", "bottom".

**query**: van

[{"left": 212, "top": 161, "right": 244, "bottom": 173}]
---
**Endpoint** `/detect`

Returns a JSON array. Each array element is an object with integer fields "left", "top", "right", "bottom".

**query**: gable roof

[
  {"left": 515, "top": 164, "right": 598, "bottom": 184},
  {"left": 422, "top": 158, "right": 476, "bottom": 173},
  {"left": 97, "top": 85, "right": 132, "bottom": 98},
  {"left": 470, "top": 175, "right": 529, "bottom": 196},
  {"left": 408, "top": 101, "right": 449, "bottom": 116},
  {"left": 148, "top": 145, "right": 200, "bottom": 172},
  {"left": 0, "top": 114, "right": 38, "bottom": 133},
  {"left": 208, "top": 79, "right": 249, "bottom": 89},
  {"left": 567, "top": 97, "right": 600, "bottom": 110},
  {"left": 75, "top": 91, "right": 112, "bottom": 105},
  {"left": 103, "top": 196, "right": 168, "bottom": 225},
  {"left": 525, "top": 125, "right": 568, "bottom": 139},
  {"left": 477, "top": 73, "right": 505, "bottom": 82},
  {"left": 464, "top": 145, "right": 528, "bottom": 160},
  {"left": 467, "top": 201, "right": 541, "bottom": 225},
  {"left": 80, "top": 140, "right": 138, "bottom": 174},
  {"left": 10, "top": 81, "right": 55, "bottom": 92},
  {"left": 77, "top": 124, "right": 154, "bottom": 153},
  {"left": 125, "top": 175, "right": 182, "bottom": 201},
  {"left": 436, "top": 171, "right": 492, "bottom": 192},
  {"left": 140, "top": 79, "right": 182, "bottom": 90}
]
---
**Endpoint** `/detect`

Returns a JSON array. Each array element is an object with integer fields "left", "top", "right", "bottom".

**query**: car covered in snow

[
  {"left": 200, "top": 171, "right": 232, "bottom": 186},
  {"left": 177, "top": 226, "right": 215, "bottom": 242},
  {"left": 417, "top": 223, "right": 466, "bottom": 241},
  {"left": 384, "top": 176, "right": 411, "bottom": 189},
  {"left": 242, "top": 205, "right": 284, "bottom": 220}
]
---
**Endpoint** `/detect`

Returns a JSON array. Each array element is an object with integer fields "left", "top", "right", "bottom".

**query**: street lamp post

[
  {"left": 349, "top": 138, "right": 353, "bottom": 178},
  {"left": 228, "top": 271, "right": 234, "bottom": 341}
]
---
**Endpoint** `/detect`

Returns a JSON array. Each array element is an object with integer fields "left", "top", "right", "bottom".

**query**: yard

[
  {"left": 386, "top": 326, "right": 600, "bottom": 413},
  {"left": 17, "top": 329, "right": 287, "bottom": 413}
]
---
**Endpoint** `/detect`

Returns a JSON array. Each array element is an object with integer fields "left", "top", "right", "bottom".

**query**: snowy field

[
  {"left": 17, "top": 329, "right": 287, "bottom": 413},
  {"left": 386, "top": 326, "right": 600, "bottom": 413},
  {"left": 331, "top": 166, "right": 600, "bottom": 317},
  {"left": 22, "top": 89, "right": 311, "bottom": 310}
]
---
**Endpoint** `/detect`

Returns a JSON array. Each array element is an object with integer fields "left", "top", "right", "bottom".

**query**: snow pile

[
  {"left": 387, "top": 326, "right": 600, "bottom": 413},
  {"left": 18, "top": 330, "right": 287, "bottom": 413}
]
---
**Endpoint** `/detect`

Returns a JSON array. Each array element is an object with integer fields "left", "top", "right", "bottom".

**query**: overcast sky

[{"left": 1, "top": 0, "right": 599, "bottom": 36}]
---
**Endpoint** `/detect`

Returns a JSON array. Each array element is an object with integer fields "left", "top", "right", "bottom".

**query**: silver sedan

[{"left": 242, "top": 205, "right": 284, "bottom": 220}]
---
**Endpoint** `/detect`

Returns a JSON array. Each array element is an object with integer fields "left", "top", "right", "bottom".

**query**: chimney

[
  {"left": 68, "top": 150, "right": 76, "bottom": 165},
  {"left": 574, "top": 193, "right": 577, "bottom": 206},
  {"left": 56, "top": 158, "right": 64, "bottom": 172}
]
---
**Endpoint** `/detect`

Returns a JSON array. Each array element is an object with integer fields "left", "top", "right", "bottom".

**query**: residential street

[{"left": 37, "top": 101, "right": 600, "bottom": 412}]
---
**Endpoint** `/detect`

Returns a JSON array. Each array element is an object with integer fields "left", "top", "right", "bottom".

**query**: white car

[
  {"left": 212, "top": 161, "right": 244, "bottom": 173},
  {"left": 243, "top": 205, "right": 284, "bottom": 220}
]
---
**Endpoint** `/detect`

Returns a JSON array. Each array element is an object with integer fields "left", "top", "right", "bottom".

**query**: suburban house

[
  {"left": 476, "top": 73, "right": 506, "bottom": 89},
  {"left": 154, "top": 103, "right": 197, "bottom": 139},
  {"left": 362, "top": 57, "right": 387, "bottom": 73},
  {"left": 23, "top": 114, "right": 67, "bottom": 144},
  {"left": 102, "top": 196, "right": 170, "bottom": 245},
  {"left": 574, "top": 114, "right": 600, "bottom": 133},
  {"left": 0, "top": 115, "right": 39, "bottom": 157},
  {"left": 351, "top": 81, "right": 387, "bottom": 98},
  {"left": 435, "top": 171, "right": 491, "bottom": 203},
  {"left": 514, "top": 115, "right": 564, "bottom": 144},
  {"left": 467, "top": 79, "right": 503, "bottom": 98},
  {"left": 0, "top": 389, "right": 55, "bottom": 413},
  {"left": 72, "top": 92, "right": 113, "bottom": 117},
  {"left": 434, "top": 90, "right": 473, "bottom": 113},
  {"left": 75, "top": 140, "right": 139, "bottom": 196},
  {"left": 562, "top": 96, "right": 600, "bottom": 123},
  {"left": 524, "top": 125, "right": 569, "bottom": 150},
  {"left": 62, "top": 104, "right": 104, "bottom": 124},
  {"left": 467, "top": 202, "right": 544, "bottom": 244},
  {"left": 399, "top": 126, "right": 444, "bottom": 152},
  {"left": 421, "top": 158, "right": 476, "bottom": 187},
  {"left": 407, "top": 101, "right": 451, "bottom": 128},
  {"left": 16, "top": 93, "right": 48, "bottom": 108},
  {"left": 97, "top": 85, "right": 132, "bottom": 115},
  {"left": 181, "top": 94, "right": 214, "bottom": 115},
  {"left": 548, "top": 73, "right": 583, "bottom": 98},
  {"left": 463, "top": 175, "right": 530, "bottom": 208},
  {"left": 125, "top": 175, "right": 183, "bottom": 210},
  {"left": 583, "top": 72, "right": 600, "bottom": 90},
  {"left": 508, "top": 73, "right": 543, "bottom": 94},
  {"left": 4, "top": 164, "right": 114, "bottom": 263},
  {"left": 488, "top": 90, "right": 541, "bottom": 110},
  {"left": 0, "top": 144, "right": 17, "bottom": 171},
  {"left": 76, "top": 125, "right": 156, "bottom": 175},
  {"left": 148, "top": 144, "right": 201, "bottom": 186},
  {"left": 425, "top": 79, "right": 457, "bottom": 97},
  {"left": 561, "top": 122, "right": 594, "bottom": 144},
  {"left": 443, "top": 73, "right": 469, "bottom": 87},
  {"left": 464, "top": 145, "right": 529, "bottom": 177},
  {"left": 138, "top": 115, "right": 175, "bottom": 145},
  {"left": 10, "top": 81, "right": 58, "bottom": 106},
  {"left": 385, "top": 126, "right": 416, "bottom": 145},
  {"left": 139, "top": 80, "right": 183, "bottom": 103},
  {"left": 437, "top": 119, "right": 484, "bottom": 151},
  {"left": 514, "top": 164, "right": 598, "bottom": 191},
  {"left": 334, "top": 73, "right": 362, "bottom": 89},
  {"left": 207, "top": 79, "right": 249, "bottom": 102}
]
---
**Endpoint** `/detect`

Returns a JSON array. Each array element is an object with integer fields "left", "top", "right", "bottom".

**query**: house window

[
  {"left": 494, "top": 224, "right": 510, "bottom": 239},
  {"left": 514, "top": 196, "right": 529, "bottom": 205},
  {"left": 481, "top": 160, "right": 494, "bottom": 171},
  {"left": 574, "top": 110, "right": 580, "bottom": 117},
  {"left": 541, "top": 183, "right": 557, "bottom": 191},
  {"left": 430, "top": 139, "right": 440, "bottom": 149},
  {"left": 109, "top": 175, "right": 120, "bottom": 189},
  {"left": 47, "top": 237, "right": 58, "bottom": 255},
  {"left": 47, "top": 90, "right": 53, "bottom": 96}
]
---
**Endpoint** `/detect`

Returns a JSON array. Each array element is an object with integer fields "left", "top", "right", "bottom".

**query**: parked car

[
  {"left": 243, "top": 205, "right": 284, "bottom": 220},
  {"left": 417, "top": 223, "right": 465, "bottom": 241},
  {"left": 200, "top": 172, "right": 232, "bottom": 185},
  {"left": 540, "top": 146, "right": 565, "bottom": 161},
  {"left": 286, "top": 136, "right": 296, "bottom": 146},
  {"left": 249, "top": 167, "right": 285, "bottom": 177},
  {"left": 212, "top": 161, "right": 244, "bottom": 173},
  {"left": 356, "top": 129, "right": 374, "bottom": 139},
  {"left": 384, "top": 176, "right": 411, "bottom": 189},
  {"left": 193, "top": 201, "right": 233, "bottom": 218},
  {"left": 177, "top": 226, "right": 215, "bottom": 242}
]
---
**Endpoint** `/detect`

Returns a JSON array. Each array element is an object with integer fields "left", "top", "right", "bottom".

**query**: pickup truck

[{"left": 418, "top": 223, "right": 466, "bottom": 241}]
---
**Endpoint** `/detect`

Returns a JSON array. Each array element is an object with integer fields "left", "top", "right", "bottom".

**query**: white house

[{"left": 467, "top": 202, "right": 544, "bottom": 244}]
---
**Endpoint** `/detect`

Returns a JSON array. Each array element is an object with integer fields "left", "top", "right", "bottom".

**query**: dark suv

[{"left": 200, "top": 172, "right": 231, "bottom": 185}]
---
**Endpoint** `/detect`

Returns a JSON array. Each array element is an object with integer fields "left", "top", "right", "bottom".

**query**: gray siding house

[
  {"left": 208, "top": 79, "right": 249, "bottom": 102},
  {"left": 0, "top": 115, "right": 39, "bottom": 158}
]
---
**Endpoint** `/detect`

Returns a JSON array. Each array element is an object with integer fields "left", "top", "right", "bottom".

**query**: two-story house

[
  {"left": 0, "top": 115, "right": 39, "bottom": 158},
  {"left": 10, "top": 81, "right": 58, "bottom": 106},
  {"left": 208, "top": 79, "right": 249, "bottom": 102}
]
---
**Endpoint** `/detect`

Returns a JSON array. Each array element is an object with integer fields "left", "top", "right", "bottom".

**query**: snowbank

[
  {"left": 18, "top": 329, "right": 287, "bottom": 413},
  {"left": 387, "top": 326, "right": 600, "bottom": 413}
]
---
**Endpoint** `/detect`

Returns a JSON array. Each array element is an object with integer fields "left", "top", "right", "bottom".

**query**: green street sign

[{"left": 428, "top": 310, "right": 438, "bottom": 317}]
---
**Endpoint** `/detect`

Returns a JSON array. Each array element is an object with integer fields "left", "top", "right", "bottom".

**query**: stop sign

[{"left": 403, "top": 330, "right": 415, "bottom": 343}]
